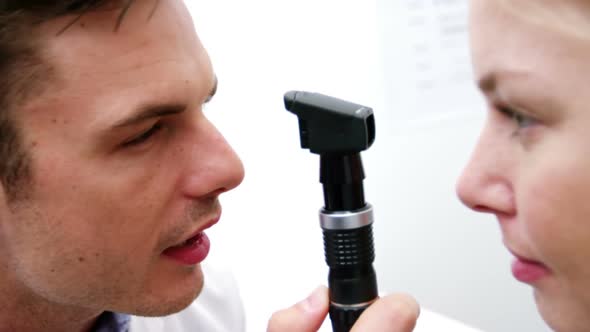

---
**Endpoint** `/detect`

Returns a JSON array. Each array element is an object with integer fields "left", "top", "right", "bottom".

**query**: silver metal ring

[
  {"left": 330, "top": 299, "right": 376, "bottom": 309},
  {"left": 319, "top": 204, "right": 374, "bottom": 230}
]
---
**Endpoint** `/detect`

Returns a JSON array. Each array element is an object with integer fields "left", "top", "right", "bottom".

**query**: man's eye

[
  {"left": 122, "top": 122, "right": 163, "bottom": 147},
  {"left": 497, "top": 106, "right": 537, "bottom": 129}
]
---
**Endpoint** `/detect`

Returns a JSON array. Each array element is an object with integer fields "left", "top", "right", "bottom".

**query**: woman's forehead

[
  {"left": 470, "top": 0, "right": 590, "bottom": 72},
  {"left": 468, "top": 0, "right": 590, "bottom": 133},
  {"left": 475, "top": 0, "right": 590, "bottom": 41}
]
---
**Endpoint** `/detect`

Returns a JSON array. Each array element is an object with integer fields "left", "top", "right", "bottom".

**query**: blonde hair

[{"left": 497, "top": 0, "right": 590, "bottom": 41}]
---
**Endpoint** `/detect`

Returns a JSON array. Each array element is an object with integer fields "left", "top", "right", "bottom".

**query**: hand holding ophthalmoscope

[
  {"left": 267, "top": 286, "right": 419, "bottom": 332},
  {"left": 266, "top": 91, "right": 419, "bottom": 332}
]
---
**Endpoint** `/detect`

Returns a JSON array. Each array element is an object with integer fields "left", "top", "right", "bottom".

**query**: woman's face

[{"left": 457, "top": 1, "right": 590, "bottom": 331}]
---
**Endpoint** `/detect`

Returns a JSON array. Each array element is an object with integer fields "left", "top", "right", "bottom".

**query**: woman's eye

[
  {"left": 122, "top": 122, "right": 163, "bottom": 147},
  {"left": 511, "top": 112, "right": 536, "bottom": 128},
  {"left": 498, "top": 106, "right": 537, "bottom": 129}
]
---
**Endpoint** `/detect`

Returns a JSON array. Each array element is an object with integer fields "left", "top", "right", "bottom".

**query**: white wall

[{"left": 188, "top": 1, "right": 550, "bottom": 331}]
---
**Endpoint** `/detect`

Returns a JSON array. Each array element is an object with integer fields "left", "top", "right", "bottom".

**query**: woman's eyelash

[
  {"left": 123, "top": 122, "right": 163, "bottom": 147},
  {"left": 497, "top": 106, "right": 536, "bottom": 128}
]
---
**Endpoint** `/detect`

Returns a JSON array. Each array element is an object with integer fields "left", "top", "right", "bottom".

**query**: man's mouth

[
  {"left": 162, "top": 231, "right": 210, "bottom": 265},
  {"left": 171, "top": 232, "right": 204, "bottom": 248},
  {"left": 161, "top": 215, "right": 220, "bottom": 265}
]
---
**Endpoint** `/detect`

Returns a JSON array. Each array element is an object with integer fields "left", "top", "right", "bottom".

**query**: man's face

[
  {"left": 0, "top": 0, "right": 244, "bottom": 316},
  {"left": 458, "top": 1, "right": 590, "bottom": 331}
]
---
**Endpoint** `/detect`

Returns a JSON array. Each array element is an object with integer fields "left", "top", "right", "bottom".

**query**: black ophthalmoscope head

[
  {"left": 284, "top": 91, "right": 376, "bottom": 212},
  {"left": 283, "top": 91, "right": 375, "bottom": 155}
]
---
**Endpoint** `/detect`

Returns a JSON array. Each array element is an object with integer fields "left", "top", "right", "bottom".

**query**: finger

[
  {"left": 267, "top": 286, "right": 329, "bottom": 332},
  {"left": 351, "top": 293, "right": 420, "bottom": 332}
]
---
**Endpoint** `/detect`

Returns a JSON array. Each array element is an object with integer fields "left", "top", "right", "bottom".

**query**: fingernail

[{"left": 302, "top": 285, "right": 324, "bottom": 313}]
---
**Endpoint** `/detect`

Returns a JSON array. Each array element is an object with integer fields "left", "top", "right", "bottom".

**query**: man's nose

[
  {"left": 181, "top": 118, "right": 245, "bottom": 199},
  {"left": 455, "top": 120, "right": 515, "bottom": 215}
]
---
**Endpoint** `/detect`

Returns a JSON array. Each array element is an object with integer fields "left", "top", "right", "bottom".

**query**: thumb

[{"left": 267, "top": 286, "right": 329, "bottom": 332}]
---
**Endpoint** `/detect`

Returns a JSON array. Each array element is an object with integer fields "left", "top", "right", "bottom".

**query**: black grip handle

[
  {"left": 324, "top": 224, "right": 378, "bottom": 331},
  {"left": 329, "top": 304, "right": 369, "bottom": 332},
  {"left": 324, "top": 225, "right": 378, "bottom": 305}
]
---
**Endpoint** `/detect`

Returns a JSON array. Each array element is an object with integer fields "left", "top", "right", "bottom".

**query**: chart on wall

[{"left": 377, "top": 0, "right": 482, "bottom": 127}]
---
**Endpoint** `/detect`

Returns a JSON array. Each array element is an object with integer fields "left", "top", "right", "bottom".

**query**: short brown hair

[{"left": 0, "top": 0, "right": 144, "bottom": 200}]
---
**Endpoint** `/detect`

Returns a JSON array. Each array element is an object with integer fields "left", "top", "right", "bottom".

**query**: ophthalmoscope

[{"left": 283, "top": 91, "right": 378, "bottom": 332}]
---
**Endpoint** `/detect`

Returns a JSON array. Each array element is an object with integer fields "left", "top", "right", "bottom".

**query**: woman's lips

[{"left": 511, "top": 256, "right": 550, "bottom": 283}]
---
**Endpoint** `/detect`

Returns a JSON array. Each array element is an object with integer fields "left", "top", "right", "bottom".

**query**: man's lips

[
  {"left": 162, "top": 215, "right": 220, "bottom": 265},
  {"left": 171, "top": 215, "right": 219, "bottom": 247},
  {"left": 162, "top": 232, "right": 210, "bottom": 265}
]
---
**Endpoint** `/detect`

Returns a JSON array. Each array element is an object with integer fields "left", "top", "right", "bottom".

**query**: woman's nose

[{"left": 455, "top": 120, "right": 515, "bottom": 215}]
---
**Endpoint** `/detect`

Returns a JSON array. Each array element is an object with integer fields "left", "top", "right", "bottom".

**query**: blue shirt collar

[{"left": 92, "top": 311, "right": 130, "bottom": 332}]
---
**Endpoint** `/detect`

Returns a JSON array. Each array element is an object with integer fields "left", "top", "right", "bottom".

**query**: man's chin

[
  {"left": 128, "top": 285, "right": 203, "bottom": 317},
  {"left": 119, "top": 268, "right": 205, "bottom": 317}
]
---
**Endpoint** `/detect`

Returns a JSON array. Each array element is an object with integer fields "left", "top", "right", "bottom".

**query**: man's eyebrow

[
  {"left": 111, "top": 77, "right": 217, "bottom": 129},
  {"left": 112, "top": 103, "right": 187, "bottom": 129}
]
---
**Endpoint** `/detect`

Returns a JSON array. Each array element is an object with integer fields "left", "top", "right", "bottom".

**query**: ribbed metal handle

[{"left": 323, "top": 225, "right": 375, "bottom": 266}]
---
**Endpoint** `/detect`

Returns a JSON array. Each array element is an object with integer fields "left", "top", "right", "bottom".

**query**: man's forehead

[
  {"left": 22, "top": 0, "right": 213, "bottom": 127},
  {"left": 40, "top": 0, "right": 205, "bottom": 85},
  {"left": 38, "top": 0, "right": 188, "bottom": 43}
]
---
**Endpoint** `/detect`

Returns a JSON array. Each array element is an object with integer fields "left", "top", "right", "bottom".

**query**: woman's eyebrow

[
  {"left": 477, "top": 72, "right": 497, "bottom": 93},
  {"left": 477, "top": 69, "right": 531, "bottom": 94}
]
